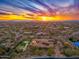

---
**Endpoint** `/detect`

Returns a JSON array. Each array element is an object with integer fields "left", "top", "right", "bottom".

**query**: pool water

[{"left": 73, "top": 42, "right": 79, "bottom": 47}]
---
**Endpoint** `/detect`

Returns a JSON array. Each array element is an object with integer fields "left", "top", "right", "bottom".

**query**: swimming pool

[{"left": 73, "top": 42, "right": 79, "bottom": 47}]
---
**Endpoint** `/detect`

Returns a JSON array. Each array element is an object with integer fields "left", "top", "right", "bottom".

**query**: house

[{"left": 30, "top": 39, "right": 54, "bottom": 48}]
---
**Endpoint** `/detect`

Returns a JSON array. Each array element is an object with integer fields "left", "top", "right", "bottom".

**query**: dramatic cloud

[{"left": 0, "top": 0, "right": 79, "bottom": 21}]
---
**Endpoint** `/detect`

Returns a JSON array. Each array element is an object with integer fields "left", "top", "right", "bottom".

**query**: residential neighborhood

[{"left": 0, "top": 21, "right": 79, "bottom": 59}]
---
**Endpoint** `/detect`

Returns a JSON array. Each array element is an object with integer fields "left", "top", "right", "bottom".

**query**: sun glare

[{"left": 39, "top": 16, "right": 60, "bottom": 21}]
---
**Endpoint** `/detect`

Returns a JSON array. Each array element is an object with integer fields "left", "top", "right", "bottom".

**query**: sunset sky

[{"left": 0, "top": 0, "right": 79, "bottom": 21}]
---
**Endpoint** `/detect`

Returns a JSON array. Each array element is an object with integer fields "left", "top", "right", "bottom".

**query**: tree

[
  {"left": 47, "top": 48, "right": 54, "bottom": 56},
  {"left": 64, "top": 42, "right": 71, "bottom": 48},
  {"left": 59, "top": 25, "right": 64, "bottom": 30},
  {"left": 69, "top": 37, "right": 77, "bottom": 42},
  {"left": 0, "top": 48, "right": 6, "bottom": 55},
  {"left": 63, "top": 48, "right": 75, "bottom": 57}
]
